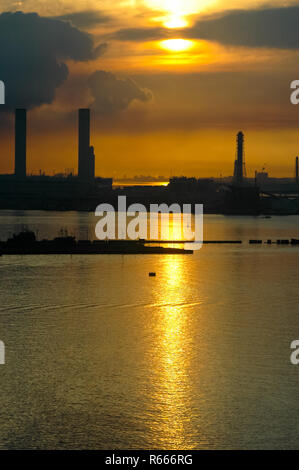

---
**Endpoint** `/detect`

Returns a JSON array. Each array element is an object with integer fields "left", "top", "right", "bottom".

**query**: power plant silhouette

[
  {"left": 0, "top": 108, "right": 112, "bottom": 210},
  {"left": 13, "top": 108, "right": 97, "bottom": 181},
  {"left": 0, "top": 112, "right": 299, "bottom": 214}
]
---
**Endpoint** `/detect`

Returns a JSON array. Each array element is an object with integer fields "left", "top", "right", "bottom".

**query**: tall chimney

[
  {"left": 15, "top": 109, "right": 26, "bottom": 178},
  {"left": 233, "top": 131, "right": 244, "bottom": 185},
  {"left": 78, "top": 108, "right": 90, "bottom": 179},
  {"left": 296, "top": 156, "right": 298, "bottom": 184}
]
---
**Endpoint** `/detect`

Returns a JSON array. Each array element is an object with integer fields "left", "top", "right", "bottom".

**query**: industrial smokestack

[
  {"left": 233, "top": 131, "right": 244, "bottom": 185},
  {"left": 296, "top": 156, "right": 298, "bottom": 184},
  {"left": 78, "top": 108, "right": 90, "bottom": 180},
  {"left": 14, "top": 109, "right": 26, "bottom": 179},
  {"left": 88, "top": 145, "right": 95, "bottom": 180}
]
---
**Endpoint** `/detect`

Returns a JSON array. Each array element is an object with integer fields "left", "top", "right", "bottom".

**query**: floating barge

[{"left": 0, "top": 231, "right": 193, "bottom": 255}]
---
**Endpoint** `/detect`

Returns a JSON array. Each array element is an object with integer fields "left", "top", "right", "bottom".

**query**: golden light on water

[
  {"left": 150, "top": 256, "right": 193, "bottom": 448},
  {"left": 152, "top": 212, "right": 185, "bottom": 241},
  {"left": 160, "top": 39, "right": 194, "bottom": 52}
]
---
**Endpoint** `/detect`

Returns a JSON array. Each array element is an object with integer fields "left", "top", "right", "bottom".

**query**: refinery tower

[{"left": 233, "top": 131, "right": 246, "bottom": 186}]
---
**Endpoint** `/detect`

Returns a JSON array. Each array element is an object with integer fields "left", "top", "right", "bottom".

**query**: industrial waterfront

[
  {"left": 1, "top": 109, "right": 299, "bottom": 214},
  {"left": 1, "top": 123, "right": 297, "bottom": 449},
  {"left": 2, "top": 0, "right": 299, "bottom": 454}
]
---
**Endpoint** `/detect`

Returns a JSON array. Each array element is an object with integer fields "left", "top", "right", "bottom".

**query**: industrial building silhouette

[
  {"left": 0, "top": 108, "right": 112, "bottom": 210},
  {"left": 13, "top": 108, "right": 99, "bottom": 182},
  {"left": 0, "top": 114, "right": 299, "bottom": 213},
  {"left": 78, "top": 108, "right": 95, "bottom": 181}
]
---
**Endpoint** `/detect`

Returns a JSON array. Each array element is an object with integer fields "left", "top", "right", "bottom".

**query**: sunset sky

[{"left": 1, "top": 0, "right": 299, "bottom": 178}]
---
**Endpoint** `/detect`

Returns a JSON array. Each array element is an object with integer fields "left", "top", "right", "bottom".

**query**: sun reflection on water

[{"left": 149, "top": 256, "right": 195, "bottom": 449}]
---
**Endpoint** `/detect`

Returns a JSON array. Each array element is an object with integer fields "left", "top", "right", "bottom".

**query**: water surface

[{"left": 0, "top": 211, "right": 298, "bottom": 449}]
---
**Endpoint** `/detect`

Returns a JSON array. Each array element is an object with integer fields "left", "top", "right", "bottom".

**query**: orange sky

[{"left": 1, "top": 0, "right": 299, "bottom": 178}]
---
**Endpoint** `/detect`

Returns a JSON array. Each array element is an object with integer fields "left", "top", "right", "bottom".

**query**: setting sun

[
  {"left": 160, "top": 39, "right": 194, "bottom": 52},
  {"left": 145, "top": 0, "right": 206, "bottom": 28},
  {"left": 164, "top": 15, "right": 188, "bottom": 28}
]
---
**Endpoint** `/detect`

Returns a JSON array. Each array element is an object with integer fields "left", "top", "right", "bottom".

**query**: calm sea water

[{"left": 0, "top": 210, "right": 299, "bottom": 449}]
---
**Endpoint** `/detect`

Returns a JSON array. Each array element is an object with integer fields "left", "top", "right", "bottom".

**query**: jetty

[{"left": 0, "top": 231, "right": 193, "bottom": 255}]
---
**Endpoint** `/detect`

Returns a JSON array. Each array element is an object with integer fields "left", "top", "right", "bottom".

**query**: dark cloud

[
  {"left": 88, "top": 70, "right": 152, "bottom": 114},
  {"left": 186, "top": 7, "right": 299, "bottom": 48},
  {"left": 0, "top": 11, "right": 106, "bottom": 109},
  {"left": 99, "top": 69, "right": 297, "bottom": 132},
  {"left": 112, "top": 6, "right": 299, "bottom": 49},
  {"left": 53, "top": 10, "right": 111, "bottom": 29}
]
